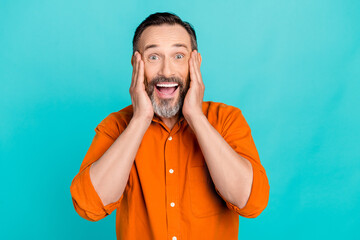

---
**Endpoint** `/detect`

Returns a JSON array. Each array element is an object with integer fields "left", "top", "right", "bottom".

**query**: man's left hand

[{"left": 182, "top": 50, "right": 204, "bottom": 121}]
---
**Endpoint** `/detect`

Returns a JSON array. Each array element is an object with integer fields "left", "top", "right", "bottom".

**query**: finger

[
  {"left": 131, "top": 54, "right": 136, "bottom": 88},
  {"left": 135, "top": 52, "right": 145, "bottom": 89},
  {"left": 189, "top": 51, "right": 198, "bottom": 85},
  {"left": 191, "top": 51, "right": 201, "bottom": 85},
  {"left": 194, "top": 50, "right": 198, "bottom": 66},
  {"left": 194, "top": 51, "right": 204, "bottom": 86},
  {"left": 133, "top": 52, "right": 141, "bottom": 88},
  {"left": 137, "top": 58, "right": 145, "bottom": 89},
  {"left": 131, "top": 52, "right": 139, "bottom": 88}
]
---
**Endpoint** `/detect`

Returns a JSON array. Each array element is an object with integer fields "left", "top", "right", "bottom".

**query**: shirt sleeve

[
  {"left": 217, "top": 107, "right": 270, "bottom": 218},
  {"left": 70, "top": 113, "right": 128, "bottom": 221}
]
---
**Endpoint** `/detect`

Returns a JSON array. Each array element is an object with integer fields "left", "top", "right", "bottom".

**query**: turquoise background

[{"left": 1, "top": 0, "right": 359, "bottom": 239}]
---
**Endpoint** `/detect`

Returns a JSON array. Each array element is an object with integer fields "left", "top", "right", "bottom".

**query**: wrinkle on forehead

[{"left": 139, "top": 24, "right": 192, "bottom": 52}]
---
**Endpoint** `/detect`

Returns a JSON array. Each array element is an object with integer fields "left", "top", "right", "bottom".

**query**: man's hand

[
  {"left": 182, "top": 50, "right": 205, "bottom": 122},
  {"left": 130, "top": 51, "right": 154, "bottom": 124},
  {"left": 88, "top": 52, "right": 154, "bottom": 208}
]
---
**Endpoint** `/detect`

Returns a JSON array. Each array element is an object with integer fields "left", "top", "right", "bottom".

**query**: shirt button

[
  {"left": 168, "top": 136, "right": 173, "bottom": 141},
  {"left": 172, "top": 236, "right": 177, "bottom": 240},
  {"left": 169, "top": 169, "right": 174, "bottom": 174},
  {"left": 170, "top": 202, "right": 175, "bottom": 207}
]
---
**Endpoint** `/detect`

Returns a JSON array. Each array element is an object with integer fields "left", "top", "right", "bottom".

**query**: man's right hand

[
  {"left": 88, "top": 53, "right": 154, "bottom": 208},
  {"left": 129, "top": 51, "right": 154, "bottom": 124}
]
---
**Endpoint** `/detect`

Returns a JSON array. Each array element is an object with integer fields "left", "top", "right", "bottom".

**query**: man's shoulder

[
  {"left": 202, "top": 101, "right": 246, "bottom": 132},
  {"left": 111, "top": 105, "right": 134, "bottom": 122},
  {"left": 97, "top": 105, "right": 133, "bottom": 129},
  {"left": 203, "top": 102, "right": 250, "bottom": 136},
  {"left": 202, "top": 101, "right": 242, "bottom": 117}
]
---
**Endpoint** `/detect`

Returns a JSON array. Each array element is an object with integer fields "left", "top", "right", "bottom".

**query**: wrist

[
  {"left": 184, "top": 112, "right": 206, "bottom": 130},
  {"left": 129, "top": 115, "right": 152, "bottom": 131}
]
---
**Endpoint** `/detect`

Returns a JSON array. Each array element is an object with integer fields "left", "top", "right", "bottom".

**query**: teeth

[{"left": 156, "top": 83, "right": 178, "bottom": 87}]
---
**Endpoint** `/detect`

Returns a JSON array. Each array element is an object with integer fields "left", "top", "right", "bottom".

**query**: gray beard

[
  {"left": 151, "top": 96, "right": 182, "bottom": 118},
  {"left": 146, "top": 76, "right": 189, "bottom": 118}
]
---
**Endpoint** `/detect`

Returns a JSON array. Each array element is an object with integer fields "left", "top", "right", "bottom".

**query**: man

[{"left": 70, "top": 12, "right": 270, "bottom": 240}]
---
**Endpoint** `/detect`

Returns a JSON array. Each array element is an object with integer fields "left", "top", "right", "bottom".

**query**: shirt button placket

[
  {"left": 168, "top": 136, "right": 174, "bottom": 175},
  {"left": 165, "top": 133, "right": 179, "bottom": 240}
]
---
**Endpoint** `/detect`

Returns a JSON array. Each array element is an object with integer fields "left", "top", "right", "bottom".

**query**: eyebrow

[{"left": 144, "top": 43, "right": 189, "bottom": 52}]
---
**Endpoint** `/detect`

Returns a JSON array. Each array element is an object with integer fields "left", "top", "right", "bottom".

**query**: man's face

[{"left": 137, "top": 24, "right": 192, "bottom": 118}]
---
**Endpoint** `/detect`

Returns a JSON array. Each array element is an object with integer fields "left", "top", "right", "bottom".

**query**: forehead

[{"left": 138, "top": 24, "right": 192, "bottom": 51}]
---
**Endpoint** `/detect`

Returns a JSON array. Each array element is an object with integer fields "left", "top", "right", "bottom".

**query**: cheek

[
  {"left": 178, "top": 63, "right": 189, "bottom": 79},
  {"left": 144, "top": 63, "right": 158, "bottom": 81}
]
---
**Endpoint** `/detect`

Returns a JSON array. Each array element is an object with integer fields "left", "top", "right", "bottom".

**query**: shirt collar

[
  {"left": 151, "top": 112, "right": 186, "bottom": 126},
  {"left": 150, "top": 102, "right": 208, "bottom": 127}
]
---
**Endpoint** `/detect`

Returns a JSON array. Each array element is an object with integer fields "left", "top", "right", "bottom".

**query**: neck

[{"left": 159, "top": 113, "right": 180, "bottom": 130}]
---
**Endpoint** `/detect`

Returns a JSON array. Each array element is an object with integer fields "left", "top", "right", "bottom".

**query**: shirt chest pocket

[{"left": 189, "top": 166, "right": 227, "bottom": 218}]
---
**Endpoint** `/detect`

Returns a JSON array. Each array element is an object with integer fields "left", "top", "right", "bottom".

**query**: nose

[{"left": 158, "top": 57, "right": 174, "bottom": 78}]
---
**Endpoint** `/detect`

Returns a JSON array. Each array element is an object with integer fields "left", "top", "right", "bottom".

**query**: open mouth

[{"left": 155, "top": 82, "right": 179, "bottom": 97}]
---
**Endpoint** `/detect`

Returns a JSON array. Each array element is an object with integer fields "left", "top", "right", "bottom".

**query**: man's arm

[
  {"left": 186, "top": 113, "right": 253, "bottom": 208},
  {"left": 90, "top": 52, "right": 153, "bottom": 206},
  {"left": 89, "top": 117, "right": 149, "bottom": 205},
  {"left": 183, "top": 50, "right": 269, "bottom": 216},
  {"left": 70, "top": 52, "right": 153, "bottom": 220}
]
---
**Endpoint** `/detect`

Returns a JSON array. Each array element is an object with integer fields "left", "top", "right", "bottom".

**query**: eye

[
  {"left": 175, "top": 53, "right": 184, "bottom": 59},
  {"left": 148, "top": 55, "right": 159, "bottom": 61}
]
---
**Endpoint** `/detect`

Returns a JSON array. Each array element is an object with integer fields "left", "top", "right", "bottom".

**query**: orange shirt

[{"left": 70, "top": 101, "right": 270, "bottom": 240}]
